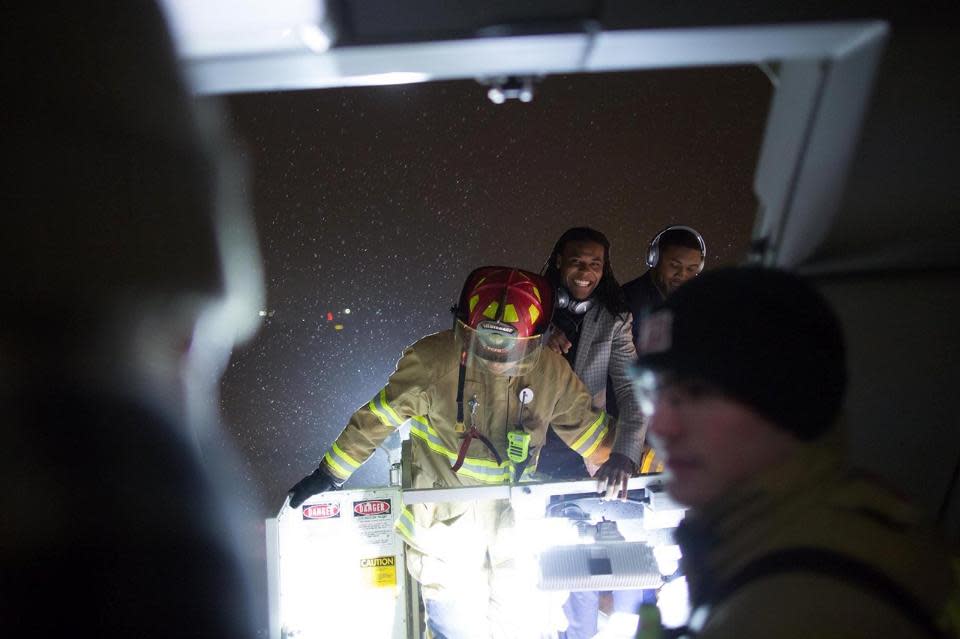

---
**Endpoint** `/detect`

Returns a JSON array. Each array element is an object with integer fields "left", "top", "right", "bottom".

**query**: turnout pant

[{"left": 404, "top": 498, "right": 565, "bottom": 639}]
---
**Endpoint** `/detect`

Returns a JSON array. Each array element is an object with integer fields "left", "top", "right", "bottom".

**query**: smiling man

[
  {"left": 633, "top": 266, "right": 960, "bottom": 639},
  {"left": 536, "top": 227, "right": 646, "bottom": 639},
  {"left": 538, "top": 227, "right": 643, "bottom": 493}
]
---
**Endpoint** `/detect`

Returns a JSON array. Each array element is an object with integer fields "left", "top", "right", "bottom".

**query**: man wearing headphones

[
  {"left": 622, "top": 226, "right": 706, "bottom": 346},
  {"left": 536, "top": 227, "right": 646, "bottom": 639}
]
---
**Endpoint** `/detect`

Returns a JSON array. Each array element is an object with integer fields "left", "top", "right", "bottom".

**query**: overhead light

[
  {"left": 297, "top": 24, "right": 332, "bottom": 53},
  {"left": 340, "top": 72, "right": 431, "bottom": 87},
  {"left": 481, "top": 76, "right": 537, "bottom": 105},
  {"left": 160, "top": 0, "right": 336, "bottom": 58}
]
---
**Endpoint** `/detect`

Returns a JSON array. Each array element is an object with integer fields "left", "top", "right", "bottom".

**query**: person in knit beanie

[{"left": 632, "top": 266, "right": 960, "bottom": 639}]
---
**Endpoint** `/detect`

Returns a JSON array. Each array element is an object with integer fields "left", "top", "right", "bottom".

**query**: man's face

[
  {"left": 556, "top": 240, "right": 605, "bottom": 301},
  {"left": 641, "top": 376, "right": 798, "bottom": 508},
  {"left": 653, "top": 245, "right": 703, "bottom": 295}
]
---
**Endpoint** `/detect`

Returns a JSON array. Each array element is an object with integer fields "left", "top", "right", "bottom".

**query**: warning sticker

[
  {"left": 353, "top": 497, "right": 394, "bottom": 546},
  {"left": 360, "top": 555, "right": 397, "bottom": 588},
  {"left": 354, "top": 499, "right": 391, "bottom": 516},
  {"left": 302, "top": 502, "right": 340, "bottom": 520}
]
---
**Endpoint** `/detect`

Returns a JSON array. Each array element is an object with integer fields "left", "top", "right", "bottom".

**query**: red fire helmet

[
  {"left": 454, "top": 267, "right": 554, "bottom": 374},
  {"left": 457, "top": 266, "right": 554, "bottom": 337}
]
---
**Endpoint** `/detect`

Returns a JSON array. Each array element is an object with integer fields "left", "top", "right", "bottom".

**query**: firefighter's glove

[{"left": 288, "top": 467, "right": 341, "bottom": 508}]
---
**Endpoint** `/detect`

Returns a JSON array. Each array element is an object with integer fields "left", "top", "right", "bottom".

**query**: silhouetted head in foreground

[{"left": 1, "top": 2, "right": 265, "bottom": 636}]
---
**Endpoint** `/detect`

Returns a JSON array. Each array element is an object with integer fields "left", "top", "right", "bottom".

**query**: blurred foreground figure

[
  {"left": 1, "top": 2, "right": 265, "bottom": 637},
  {"left": 633, "top": 267, "right": 960, "bottom": 639}
]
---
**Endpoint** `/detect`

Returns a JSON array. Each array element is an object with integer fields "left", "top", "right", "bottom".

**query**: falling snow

[{"left": 212, "top": 68, "right": 772, "bottom": 519}]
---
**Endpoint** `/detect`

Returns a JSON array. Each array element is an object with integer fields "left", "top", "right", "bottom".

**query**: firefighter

[{"left": 289, "top": 266, "right": 630, "bottom": 638}]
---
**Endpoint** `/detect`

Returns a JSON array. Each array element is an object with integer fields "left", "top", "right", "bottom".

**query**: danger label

[
  {"left": 354, "top": 499, "right": 391, "bottom": 516},
  {"left": 302, "top": 503, "right": 340, "bottom": 520},
  {"left": 360, "top": 555, "right": 397, "bottom": 588}
]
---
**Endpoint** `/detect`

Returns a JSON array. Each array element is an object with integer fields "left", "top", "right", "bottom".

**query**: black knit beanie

[{"left": 635, "top": 266, "right": 847, "bottom": 440}]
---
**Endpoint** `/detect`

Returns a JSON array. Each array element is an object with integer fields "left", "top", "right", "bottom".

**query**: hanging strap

[
  {"left": 451, "top": 350, "right": 503, "bottom": 472},
  {"left": 455, "top": 352, "right": 466, "bottom": 432},
  {"left": 452, "top": 426, "right": 503, "bottom": 472},
  {"left": 512, "top": 452, "right": 530, "bottom": 483}
]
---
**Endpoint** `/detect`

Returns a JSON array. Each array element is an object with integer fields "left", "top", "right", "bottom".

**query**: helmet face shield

[
  {"left": 476, "top": 320, "right": 518, "bottom": 360},
  {"left": 456, "top": 319, "right": 543, "bottom": 375},
  {"left": 454, "top": 266, "right": 553, "bottom": 375}
]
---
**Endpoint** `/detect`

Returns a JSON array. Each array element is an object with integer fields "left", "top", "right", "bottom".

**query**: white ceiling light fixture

[{"left": 159, "top": 0, "right": 335, "bottom": 58}]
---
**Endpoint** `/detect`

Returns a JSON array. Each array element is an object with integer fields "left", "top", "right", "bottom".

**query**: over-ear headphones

[
  {"left": 555, "top": 287, "right": 594, "bottom": 315},
  {"left": 646, "top": 225, "right": 706, "bottom": 272}
]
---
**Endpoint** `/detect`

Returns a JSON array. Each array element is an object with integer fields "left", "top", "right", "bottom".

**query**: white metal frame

[
  {"left": 165, "top": 11, "right": 888, "bottom": 267},
  {"left": 400, "top": 473, "right": 664, "bottom": 504}
]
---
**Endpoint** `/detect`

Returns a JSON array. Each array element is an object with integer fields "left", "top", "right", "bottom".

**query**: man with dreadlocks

[
  {"left": 538, "top": 227, "right": 645, "bottom": 492},
  {"left": 536, "top": 227, "right": 647, "bottom": 639}
]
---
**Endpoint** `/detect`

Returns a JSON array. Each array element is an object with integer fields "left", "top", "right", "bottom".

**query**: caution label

[{"left": 360, "top": 555, "right": 397, "bottom": 588}]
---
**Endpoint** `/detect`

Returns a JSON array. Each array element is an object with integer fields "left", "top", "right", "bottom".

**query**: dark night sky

[{"left": 211, "top": 66, "right": 771, "bottom": 522}]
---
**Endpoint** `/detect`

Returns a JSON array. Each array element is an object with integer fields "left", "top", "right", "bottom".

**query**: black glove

[{"left": 288, "top": 467, "right": 341, "bottom": 508}]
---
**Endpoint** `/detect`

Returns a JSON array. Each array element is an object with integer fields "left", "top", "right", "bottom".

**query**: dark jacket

[
  {"left": 675, "top": 437, "right": 960, "bottom": 639},
  {"left": 2, "top": 387, "right": 261, "bottom": 638},
  {"left": 622, "top": 270, "right": 665, "bottom": 347}
]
